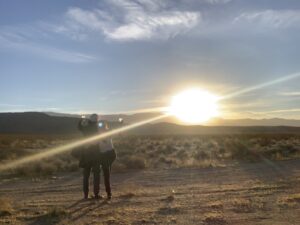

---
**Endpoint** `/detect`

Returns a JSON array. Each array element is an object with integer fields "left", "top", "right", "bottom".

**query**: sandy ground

[{"left": 0, "top": 159, "right": 300, "bottom": 225}]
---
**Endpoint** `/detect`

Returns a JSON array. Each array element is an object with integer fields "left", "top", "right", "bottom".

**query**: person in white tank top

[{"left": 98, "top": 120, "right": 117, "bottom": 200}]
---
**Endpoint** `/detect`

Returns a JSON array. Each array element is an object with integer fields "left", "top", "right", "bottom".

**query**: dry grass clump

[
  {"left": 0, "top": 134, "right": 79, "bottom": 177},
  {"left": 231, "top": 198, "right": 255, "bottom": 213},
  {"left": 277, "top": 193, "right": 300, "bottom": 208},
  {"left": 203, "top": 212, "right": 227, "bottom": 225},
  {"left": 0, "top": 134, "right": 74, "bottom": 150},
  {"left": 121, "top": 156, "right": 146, "bottom": 169},
  {"left": 207, "top": 201, "right": 223, "bottom": 210},
  {"left": 230, "top": 197, "right": 266, "bottom": 213},
  {"left": 8, "top": 153, "right": 79, "bottom": 177},
  {"left": 285, "top": 193, "right": 300, "bottom": 203},
  {"left": 46, "top": 207, "right": 67, "bottom": 218},
  {"left": 0, "top": 196, "right": 13, "bottom": 217}
]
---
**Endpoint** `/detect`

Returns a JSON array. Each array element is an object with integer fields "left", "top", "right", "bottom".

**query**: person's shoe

[{"left": 107, "top": 194, "right": 112, "bottom": 200}]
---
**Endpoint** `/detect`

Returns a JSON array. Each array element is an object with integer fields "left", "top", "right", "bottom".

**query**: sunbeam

[
  {"left": 112, "top": 107, "right": 168, "bottom": 114},
  {"left": 1, "top": 72, "right": 300, "bottom": 173},
  {"left": 220, "top": 72, "right": 300, "bottom": 100},
  {"left": 0, "top": 114, "right": 168, "bottom": 172}
]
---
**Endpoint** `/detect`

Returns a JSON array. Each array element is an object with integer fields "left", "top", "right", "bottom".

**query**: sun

[{"left": 168, "top": 88, "right": 219, "bottom": 124}]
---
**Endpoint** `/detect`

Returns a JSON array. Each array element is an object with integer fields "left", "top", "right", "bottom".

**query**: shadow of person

[
  {"left": 70, "top": 200, "right": 108, "bottom": 221},
  {"left": 67, "top": 198, "right": 96, "bottom": 215},
  {"left": 66, "top": 198, "right": 87, "bottom": 210}
]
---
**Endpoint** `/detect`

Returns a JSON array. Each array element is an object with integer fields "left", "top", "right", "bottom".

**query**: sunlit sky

[{"left": 1, "top": 0, "right": 300, "bottom": 119}]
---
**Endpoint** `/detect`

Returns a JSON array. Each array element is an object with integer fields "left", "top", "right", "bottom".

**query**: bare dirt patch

[{"left": 0, "top": 159, "right": 299, "bottom": 224}]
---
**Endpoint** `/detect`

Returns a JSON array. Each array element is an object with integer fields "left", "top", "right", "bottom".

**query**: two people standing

[{"left": 72, "top": 114, "right": 116, "bottom": 200}]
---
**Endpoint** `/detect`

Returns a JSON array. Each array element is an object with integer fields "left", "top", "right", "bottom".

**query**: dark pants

[
  {"left": 83, "top": 164, "right": 100, "bottom": 198},
  {"left": 100, "top": 150, "right": 116, "bottom": 197}
]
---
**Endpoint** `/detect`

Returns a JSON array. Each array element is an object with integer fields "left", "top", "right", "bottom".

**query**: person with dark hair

[
  {"left": 72, "top": 114, "right": 101, "bottom": 199},
  {"left": 98, "top": 120, "right": 117, "bottom": 200}
]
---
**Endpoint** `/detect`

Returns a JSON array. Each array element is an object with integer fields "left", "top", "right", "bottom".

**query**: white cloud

[
  {"left": 65, "top": 0, "right": 201, "bottom": 41},
  {"left": 234, "top": 10, "right": 300, "bottom": 29}
]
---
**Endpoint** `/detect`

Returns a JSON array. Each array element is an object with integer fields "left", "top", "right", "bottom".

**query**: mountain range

[
  {"left": 46, "top": 111, "right": 300, "bottom": 127},
  {"left": 0, "top": 112, "right": 300, "bottom": 135}
]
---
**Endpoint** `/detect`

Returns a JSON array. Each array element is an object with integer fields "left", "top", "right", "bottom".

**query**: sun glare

[{"left": 168, "top": 89, "right": 219, "bottom": 124}]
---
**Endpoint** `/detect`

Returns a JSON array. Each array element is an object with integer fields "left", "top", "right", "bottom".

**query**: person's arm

[
  {"left": 78, "top": 119, "right": 83, "bottom": 131},
  {"left": 110, "top": 138, "right": 114, "bottom": 150}
]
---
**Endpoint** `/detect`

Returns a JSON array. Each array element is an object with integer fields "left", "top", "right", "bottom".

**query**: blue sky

[{"left": 1, "top": 0, "right": 300, "bottom": 119}]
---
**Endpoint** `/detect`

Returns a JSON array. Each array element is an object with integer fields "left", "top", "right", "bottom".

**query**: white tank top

[{"left": 99, "top": 138, "right": 114, "bottom": 153}]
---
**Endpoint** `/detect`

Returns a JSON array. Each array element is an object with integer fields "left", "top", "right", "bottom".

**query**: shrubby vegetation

[{"left": 0, "top": 134, "right": 299, "bottom": 177}]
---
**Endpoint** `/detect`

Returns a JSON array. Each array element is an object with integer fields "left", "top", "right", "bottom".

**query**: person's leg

[
  {"left": 92, "top": 164, "right": 100, "bottom": 198},
  {"left": 108, "top": 149, "right": 117, "bottom": 164},
  {"left": 83, "top": 167, "right": 91, "bottom": 199},
  {"left": 102, "top": 162, "right": 111, "bottom": 199},
  {"left": 103, "top": 150, "right": 116, "bottom": 199}
]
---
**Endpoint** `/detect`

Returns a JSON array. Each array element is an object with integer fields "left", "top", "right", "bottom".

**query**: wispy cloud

[
  {"left": 64, "top": 0, "right": 201, "bottom": 41},
  {"left": 242, "top": 108, "right": 300, "bottom": 119},
  {"left": 279, "top": 91, "right": 300, "bottom": 97},
  {"left": 260, "top": 108, "right": 300, "bottom": 114},
  {"left": 0, "top": 29, "right": 97, "bottom": 63},
  {"left": 234, "top": 10, "right": 300, "bottom": 29},
  {"left": 0, "top": 103, "right": 26, "bottom": 107},
  {"left": 0, "top": 104, "right": 61, "bottom": 113},
  {"left": 203, "top": 0, "right": 232, "bottom": 4}
]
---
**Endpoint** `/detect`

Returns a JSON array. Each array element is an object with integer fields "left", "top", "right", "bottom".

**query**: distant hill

[
  {"left": 208, "top": 117, "right": 300, "bottom": 127},
  {"left": 126, "top": 122, "right": 300, "bottom": 135},
  {"left": 45, "top": 111, "right": 300, "bottom": 127},
  {"left": 0, "top": 112, "right": 80, "bottom": 135},
  {"left": 0, "top": 112, "right": 300, "bottom": 135}
]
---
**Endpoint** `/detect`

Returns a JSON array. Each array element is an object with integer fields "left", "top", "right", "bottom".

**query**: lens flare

[
  {"left": 221, "top": 72, "right": 300, "bottom": 100},
  {"left": 168, "top": 89, "right": 219, "bottom": 124},
  {"left": 0, "top": 114, "right": 168, "bottom": 172},
  {"left": 1, "top": 72, "right": 300, "bottom": 172}
]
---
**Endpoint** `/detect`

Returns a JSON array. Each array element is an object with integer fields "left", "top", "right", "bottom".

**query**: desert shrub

[
  {"left": 176, "top": 149, "right": 188, "bottom": 159},
  {"left": 183, "top": 142, "right": 191, "bottom": 148},
  {"left": 0, "top": 139, "right": 12, "bottom": 146},
  {"left": 122, "top": 156, "right": 146, "bottom": 169},
  {"left": 2, "top": 134, "right": 300, "bottom": 178},
  {"left": 112, "top": 161, "right": 127, "bottom": 173},
  {"left": 10, "top": 155, "right": 80, "bottom": 177},
  {"left": 218, "top": 147, "right": 226, "bottom": 155},
  {"left": 194, "top": 150, "right": 209, "bottom": 160},
  {"left": 158, "top": 156, "right": 174, "bottom": 165},
  {"left": 40, "top": 162, "right": 57, "bottom": 175},
  {"left": 229, "top": 141, "right": 250, "bottom": 160},
  {"left": 262, "top": 141, "right": 299, "bottom": 160},
  {"left": 65, "top": 161, "right": 79, "bottom": 172},
  {"left": 13, "top": 162, "right": 55, "bottom": 177},
  {"left": 0, "top": 196, "right": 13, "bottom": 217},
  {"left": 160, "top": 144, "right": 177, "bottom": 155},
  {"left": 146, "top": 144, "right": 154, "bottom": 151}
]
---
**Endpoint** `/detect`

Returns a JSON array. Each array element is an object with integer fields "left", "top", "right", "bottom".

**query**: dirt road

[{"left": 1, "top": 159, "right": 300, "bottom": 225}]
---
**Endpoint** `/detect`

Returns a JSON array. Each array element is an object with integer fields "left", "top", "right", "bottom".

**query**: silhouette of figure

[
  {"left": 72, "top": 114, "right": 101, "bottom": 199},
  {"left": 98, "top": 120, "right": 116, "bottom": 200}
]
